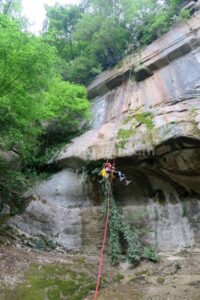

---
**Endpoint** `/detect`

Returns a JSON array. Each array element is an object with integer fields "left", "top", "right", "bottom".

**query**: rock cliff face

[{"left": 9, "top": 13, "right": 200, "bottom": 252}]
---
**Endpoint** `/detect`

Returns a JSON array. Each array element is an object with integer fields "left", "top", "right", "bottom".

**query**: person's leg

[
  {"left": 119, "top": 171, "right": 132, "bottom": 185},
  {"left": 113, "top": 170, "right": 131, "bottom": 185},
  {"left": 118, "top": 171, "right": 126, "bottom": 181},
  {"left": 120, "top": 172, "right": 126, "bottom": 179},
  {"left": 125, "top": 179, "right": 132, "bottom": 185}
]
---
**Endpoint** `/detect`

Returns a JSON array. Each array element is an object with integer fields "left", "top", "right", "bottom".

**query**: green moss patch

[
  {"left": 116, "top": 140, "right": 127, "bottom": 150},
  {"left": 135, "top": 112, "right": 154, "bottom": 129},
  {"left": 117, "top": 128, "right": 135, "bottom": 140},
  {"left": 4, "top": 263, "right": 96, "bottom": 300},
  {"left": 116, "top": 111, "right": 154, "bottom": 152},
  {"left": 116, "top": 121, "right": 137, "bottom": 151}
]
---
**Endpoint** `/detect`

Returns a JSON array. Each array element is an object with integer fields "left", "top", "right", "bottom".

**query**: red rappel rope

[
  {"left": 93, "top": 181, "right": 112, "bottom": 300},
  {"left": 93, "top": 68, "right": 131, "bottom": 300}
]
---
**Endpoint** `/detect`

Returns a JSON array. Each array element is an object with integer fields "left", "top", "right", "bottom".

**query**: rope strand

[
  {"left": 93, "top": 67, "right": 132, "bottom": 300},
  {"left": 93, "top": 181, "right": 112, "bottom": 300}
]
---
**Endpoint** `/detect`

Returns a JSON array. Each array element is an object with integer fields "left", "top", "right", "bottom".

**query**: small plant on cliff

[
  {"left": 135, "top": 112, "right": 154, "bottom": 130},
  {"left": 142, "top": 246, "right": 159, "bottom": 262}
]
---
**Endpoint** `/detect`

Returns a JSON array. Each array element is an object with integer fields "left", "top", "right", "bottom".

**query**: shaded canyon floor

[{"left": 0, "top": 245, "right": 200, "bottom": 300}]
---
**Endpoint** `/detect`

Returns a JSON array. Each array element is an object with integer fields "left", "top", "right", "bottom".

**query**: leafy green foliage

[
  {"left": 73, "top": 15, "right": 130, "bottom": 70},
  {"left": 44, "top": 4, "right": 82, "bottom": 60},
  {"left": 44, "top": 79, "right": 90, "bottom": 128},
  {"left": 44, "top": 6, "right": 129, "bottom": 84},
  {"left": 135, "top": 112, "right": 154, "bottom": 129},
  {"left": 102, "top": 181, "right": 158, "bottom": 265},
  {"left": 0, "top": 158, "right": 27, "bottom": 213},
  {"left": 0, "top": 156, "right": 53, "bottom": 214},
  {"left": 39, "top": 78, "right": 91, "bottom": 151},
  {"left": 142, "top": 246, "right": 159, "bottom": 262},
  {"left": 0, "top": 15, "right": 55, "bottom": 158},
  {"left": 0, "top": 0, "right": 22, "bottom": 17},
  {"left": 117, "top": 129, "right": 134, "bottom": 140},
  {"left": 0, "top": 14, "right": 90, "bottom": 160},
  {"left": 0, "top": 13, "right": 90, "bottom": 213},
  {"left": 43, "top": 0, "right": 192, "bottom": 84},
  {"left": 34, "top": 239, "right": 46, "bottom": 250},
  {"left": 33, "top": 239, "right": 56, "bottom": 250},
  {"left": 178, "top": 8, "right": 190, "bottom": 21}
]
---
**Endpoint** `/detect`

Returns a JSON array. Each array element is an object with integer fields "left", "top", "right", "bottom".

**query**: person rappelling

[{"left": 100, "top": 162, "right": 132, "bottom": 185}]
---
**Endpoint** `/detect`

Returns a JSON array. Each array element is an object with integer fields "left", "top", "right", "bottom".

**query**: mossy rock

[
  {"left": 157, "top": 277, "right": 165, "bottom": 284},
  {"left": 3, "top": 263, "right": 96, "bottom": 300},
  {"left": 113, "top": 273, "right": 125, "bottom": 282}
]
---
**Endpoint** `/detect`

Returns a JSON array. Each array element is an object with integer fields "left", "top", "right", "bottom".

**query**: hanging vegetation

[{"left": 102, "top": 180, "right": 159, "bottom": 265}]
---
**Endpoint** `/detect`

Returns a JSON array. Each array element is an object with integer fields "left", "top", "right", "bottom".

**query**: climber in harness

[{"left": 100, "top": 162, "right": 132, "bottom": 185}]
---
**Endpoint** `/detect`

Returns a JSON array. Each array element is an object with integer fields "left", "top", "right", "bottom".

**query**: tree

[
  {"left": 44, "top": 5, "right": 130, "bottom": 84},
  {"left": 0, "top": 14, "right": 90, "bottom": 160},
  {"left": 0, "top": 5, "right": 90, "bottom": 213},
  {"left": 0, "top": 0, "right": 22, "bottom": 17},
  {"left": 43, "top": 5, "right": 82, "bottom": 60},
  {"left": 43, "top": 0, "right": 192, "bottom": 85},
  {"left": 41, "top": 78, "right": 90, "bottom": 147},
  {"left": 73, "top": 15, "right": 129, "bottom": 68}
]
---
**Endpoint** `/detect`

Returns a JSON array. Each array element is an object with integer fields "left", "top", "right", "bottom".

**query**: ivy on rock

[{"left": 102, "top": 180, "right": 158, "bottom": 265}]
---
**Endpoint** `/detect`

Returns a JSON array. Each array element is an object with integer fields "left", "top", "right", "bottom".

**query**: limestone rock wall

[
  {"left": 9, "top": 170, "right": 87, "bottom": 249},
  {"left": 58, "top": 13, "right": 200, "bottom": 164},
  {"left": 8, "top": 13, "right": 200, "bottom": 252}
]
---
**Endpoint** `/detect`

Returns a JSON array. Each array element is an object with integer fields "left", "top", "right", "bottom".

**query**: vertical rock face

[
  {"left": 148, "top": 199, "right": 195, "bottom": 251},
  {"left": 117, "top": 166, "right": 197, "bottom": 251},
  {"left": 57, "top": 13, "right": 200, "bottom": 164},
  {"left": 9, "top": 13, "right": 200, "bottom": 252},
  {"left": 9, "top": 170, "right": 91, "bottom": 249}
]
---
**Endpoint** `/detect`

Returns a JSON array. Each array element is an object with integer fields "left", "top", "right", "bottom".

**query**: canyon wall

[{"left": 9, "top": 13, "right": 200, "bottom": 252}]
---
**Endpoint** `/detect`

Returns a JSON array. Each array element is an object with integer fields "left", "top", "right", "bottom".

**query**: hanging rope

[
  {"left": 93, "top": 67, "right": 133, "bottom": 300},
  {"left": 93, "top": 179, "right": 112, "bottom": 300},
  {"left": 93, "top": 21, "right": 200, "bottom": 300},
  {"left": 105, "top": 67, "right": 133, "bottom": 160}
]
